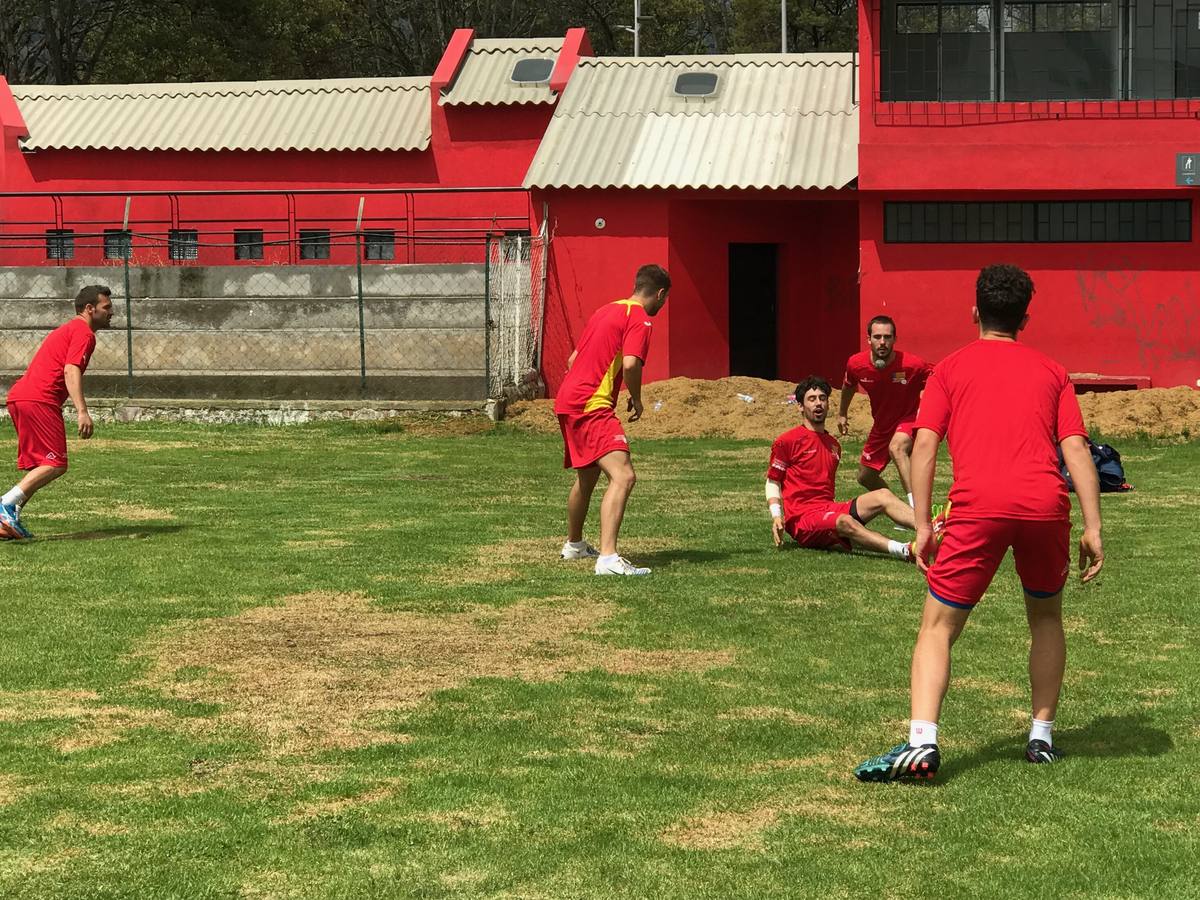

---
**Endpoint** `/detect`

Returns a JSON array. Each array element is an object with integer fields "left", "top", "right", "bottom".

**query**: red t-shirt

[
  {"left": 766, "top": 425, "right": 843, "bottom": 521},
  {"left": 6, "top": 318, "right": 97, "bottom": 407},
  {"left": 914, "top": 339, "right": 1087, "bottom": 521},
  {"left": 843, "top": 349, "right": 932, "bottom": 433},
  {"left": 554, "top": 300, "right": 653, "bottom": 416}
]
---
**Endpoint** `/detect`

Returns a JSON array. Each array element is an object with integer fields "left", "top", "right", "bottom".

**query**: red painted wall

[
  {"left": 536, "top": 188, "right": 860, "bottom": 394},
  {"left": 857, "top": 0, "right": 1200, "bottom": 388}
]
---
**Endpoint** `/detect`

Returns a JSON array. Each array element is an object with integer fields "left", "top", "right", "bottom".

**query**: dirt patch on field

[
  {"left": 136, "top": 592, "right": 733, "bottom": 755},
  {"left": 508, "top": 377, "right": 1200, "bottom": 441},
  {"left": 0, "top": 690, "right": 175, "bottom": 754},
  {"left": 661, "top": 786, "right": 879, "bottom": 851}
]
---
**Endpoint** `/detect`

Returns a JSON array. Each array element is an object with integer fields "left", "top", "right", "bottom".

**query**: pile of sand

[{"left": 506, "top": 377, "right": 1200, "bottom": 441}]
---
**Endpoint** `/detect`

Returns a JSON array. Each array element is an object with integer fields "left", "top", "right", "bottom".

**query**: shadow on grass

[
  {"left": 940, "top": 713, "right": 1173, "bottom": 782},
  {"left": 38, "top": 524, "right": 187, "bottom": 542},
  {"left": 632, "top": 548, "right": 731, "bottom": 566}
]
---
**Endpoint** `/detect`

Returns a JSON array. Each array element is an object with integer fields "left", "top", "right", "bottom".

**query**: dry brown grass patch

[
  {"left": 279, "top": 780, "right": 403, "bottom": 823},
  {"left": 718, "top": 706, "right": 825, "bottom": 728},
  {"left": 0, "top": 690, "right": 176, "bottom": 754},
  {"left": 47, "top": 812, "right": 129, "bottom": 837},
  {"left": 283, "top": 538, "right": 351, "bottom": 550},
  {"left": 136, "top": 592, "right": 734, "bottom": 755},
  {"left": 957, "top": 677, "right": 1022, "bottom": 698}
]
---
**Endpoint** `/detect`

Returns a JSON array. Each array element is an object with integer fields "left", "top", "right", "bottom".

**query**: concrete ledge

[{"left": 1, "top": 397, "right": 485, "bottom": 425}]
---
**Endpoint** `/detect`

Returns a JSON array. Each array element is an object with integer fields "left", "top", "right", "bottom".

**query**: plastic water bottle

[{"left": 736, "top": 393, "right": 754, "bottom": 403}]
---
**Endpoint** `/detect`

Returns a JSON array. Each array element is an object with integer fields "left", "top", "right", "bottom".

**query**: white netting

[{"left": 487, "top": 223, "right": 546, "bottom": 398}]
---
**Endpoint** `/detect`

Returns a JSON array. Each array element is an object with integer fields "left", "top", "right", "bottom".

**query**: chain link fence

[{"left": 0, "top": 228, "right": 547, "bottom": 404}]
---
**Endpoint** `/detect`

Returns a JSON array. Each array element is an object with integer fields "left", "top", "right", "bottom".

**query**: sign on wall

[{"left": 1177, "top": 154, "right": 1200, "bottom": 186}]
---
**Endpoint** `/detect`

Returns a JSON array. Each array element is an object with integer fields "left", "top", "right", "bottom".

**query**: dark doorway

[{"left": 729, "top": 243, "right": 778, "bottom": 380}]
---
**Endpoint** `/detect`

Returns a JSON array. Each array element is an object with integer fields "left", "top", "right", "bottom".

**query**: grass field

[{"left": 0, "top": 418, "right": 1196, "bottom": 899}]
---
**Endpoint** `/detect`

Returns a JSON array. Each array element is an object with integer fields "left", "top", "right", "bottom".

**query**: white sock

[
  {"left": 597, "top": 553, "right": 619, "bottom": 566},
  {"left": 887, "top": 539, "right": 910, "bottom": 560},
  {"left": 1030, "top": 718, "right": 1054, "bottom": 746},
  {"left": 909, "top": 719, "right": 938, "bottom": 746},
  {"left": 907, "top": 492, "right": 914, "bottom": 507},
  {"left": 2, "top": 487, "right": 25, "bottom": 508},
  {"left": 565, "top": 539, "right": 588, "bottom": 549}
]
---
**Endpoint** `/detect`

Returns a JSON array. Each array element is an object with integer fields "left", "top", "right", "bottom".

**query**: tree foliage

[{"left": 2, "top": 0, "right": 857, "bottom": 85}]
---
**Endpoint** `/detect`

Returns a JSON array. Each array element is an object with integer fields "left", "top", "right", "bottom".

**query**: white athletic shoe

[
  {"left": 561, "top": 541, "right": 600, "bottom": 560},
  {"left": 594, "top": 556, "right": 651, "bottom": 576}
]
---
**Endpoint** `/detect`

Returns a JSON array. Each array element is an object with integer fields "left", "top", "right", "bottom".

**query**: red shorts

[
  {"left": 6, "top": 401, "right": 68, "bottom": 470},
  {"left": 786, "top": 500, "right": 853, "bottom": 551},
  {"left": 927, "top": 517, "right": 1071, "bottom": 608},
  {"left": 860, "top": 420, "right": 916, "bottom": 472},
  {"left": 557, "top": 409, "right": 630, "bottom": 469}
]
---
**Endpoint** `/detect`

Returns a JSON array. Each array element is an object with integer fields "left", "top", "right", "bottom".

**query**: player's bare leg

[
  {"left": 910, "top": 595, "right": 971, "bottom": 724},
  {"left": 856, "top": 464, "right": 888, "bottom": 492},
  {"left": 889, "top": 432, "right": 915, "bottom": 500},
  {"left": 1025, "top": 591, "right": 1067, "bottom": 762},
  {"left": 595, "top": 450, "right": 636, "bottom": 557},
  {"left": 15, "top": 464, "right": 66, "bottom": 502},
  {"left": 834, "top": 513, "right": 913, "bottom": 561},
  {"left": 566, "top": 465, "right": 602, "bottom": 543},
  {"left": 849, "top": 488, "right": 916, "bottom": 529}
]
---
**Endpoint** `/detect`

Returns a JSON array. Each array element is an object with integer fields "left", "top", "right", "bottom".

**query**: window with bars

[
  {"left": 881, "top": 0, "right": 1200, "bottom": 101},
  {"left": 884, "top": 200, "right": 1192, "bottom": 242},
  {"left": 234, "top": 229, "right": 264, "bottom": 260},
  {"left": 299, "top": 229, "right": 331, "bottom": 260},
  {"left": 363, "top": 229, "right": 395, "bottom": 261},
  {"left": 168, "top": 229, "right": 199, "bottom": 260},
  {"left": 104, "top": 229, "right": 132, "bottom": 260},
  {"left": 45, "top": 229, "right": 75, "bottom": 260}
]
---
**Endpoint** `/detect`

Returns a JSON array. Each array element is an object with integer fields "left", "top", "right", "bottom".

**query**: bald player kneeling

[{"left": 766, "top": 376, "right": 918, "bottom": 561}]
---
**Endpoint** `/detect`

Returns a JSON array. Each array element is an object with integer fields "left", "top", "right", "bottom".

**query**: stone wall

[{"left": 0, "top": 265, "right": 486, "bottom": 401}]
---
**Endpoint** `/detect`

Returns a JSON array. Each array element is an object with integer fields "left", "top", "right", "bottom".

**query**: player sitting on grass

[
  {"left": 854, "top": 264, "right": 1104, "bottom": 785},
  {"left": 2, "top": 285, "right": 112, "bottom": 541},
  {"left": 553, "top": 264, "right": 670, "bottom": 576},
  {"left": 766, "top": 376, "right": 918, "bottom": 562}
]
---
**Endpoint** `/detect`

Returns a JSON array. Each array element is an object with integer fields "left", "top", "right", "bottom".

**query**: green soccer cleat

[
  {"left": 854, "top": 742, "right": 940, "bottom": 783},
  {"left": 1025, "top": 739, "right": 1065, "bottom": 764}
]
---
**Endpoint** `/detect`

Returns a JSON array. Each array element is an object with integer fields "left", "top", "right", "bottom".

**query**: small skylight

[
  {"left": 673, "top": 71, "right": 719, "bottom": 97},
  {"left": 511, "top": 58, "right": 555, "bottom": 84}
]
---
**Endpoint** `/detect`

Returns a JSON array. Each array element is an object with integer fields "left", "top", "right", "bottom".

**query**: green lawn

[{"left": 0, "top": 419, "right": 1195, "bottom": 899}]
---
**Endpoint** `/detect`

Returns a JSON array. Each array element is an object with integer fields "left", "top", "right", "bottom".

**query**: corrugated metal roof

[
  {"left": 11, "top": 77, "right": 431, "bottom": 152},
  {"left": 524, "top": 53, "right": 858, "bottom": 190},
  {"left": 440, "top": 37, "right": 564, "bottom": 107}
]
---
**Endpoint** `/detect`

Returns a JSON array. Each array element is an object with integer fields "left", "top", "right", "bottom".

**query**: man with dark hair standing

[
  {"left": 837, "top": 316, "right": 933, "bottom": 506},
  {"left": 766, "top": 376, "right": 919, "bottom": 561},
  {"left": 854, "top": 264, "right": 1104, "bottom": 783},
  {"left": 1, "top": 285, "right": 113, "bottom": 540},
  {"left": 555, "top": 265, "right": 670, "bottom": 576}
]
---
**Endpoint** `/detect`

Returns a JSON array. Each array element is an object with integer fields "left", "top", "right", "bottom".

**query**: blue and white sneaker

[
  {"left": 854, "top": 742, "right": 940, "bottom": 782},
  {"left": 0, "top": 504, "right": 32, "bottom": 540}
]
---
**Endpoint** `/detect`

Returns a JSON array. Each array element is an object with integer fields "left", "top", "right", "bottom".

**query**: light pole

[
  {"left": 623, "top": 0, "right": 653, "bottom": 57},
  {"left": 781, "top": 0, "right": 788, "bottom": 53}
]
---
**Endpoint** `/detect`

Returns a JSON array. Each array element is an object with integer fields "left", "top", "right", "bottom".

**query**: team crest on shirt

[{"left": 892, "top": 372, "right": 908, "bottom": 384}]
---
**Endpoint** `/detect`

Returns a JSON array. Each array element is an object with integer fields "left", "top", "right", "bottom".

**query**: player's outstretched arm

[
  {"left": 766, "top": 480, "right": 785, "bottom": 547},
  {"left": 836, "top": 384, "right": 853, "bottom": 435},
  {"left": 64, "top": 364, "right": 93, "bottom": 439},
  {"left": 910, "top": 428, "right": 940, "bottom": 573},
  {"left": 1061, "top": 435, "right": 1104, "bottom": 583}
]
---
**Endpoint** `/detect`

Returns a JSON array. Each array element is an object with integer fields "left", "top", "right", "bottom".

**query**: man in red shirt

[
  {"left": 836, "top": 316, "right": 933, "bottom": 506},
  {"left": 766, "top": 376, "right": 918, "bottom": 561},
  {"left": 855, "top": 265, "right": 1104, "bottom": 783},
  {"left": 554, "top": 265, "right": 669, "bottom": 576},
  {"left": 1, "top": 285, "right": 113, "bottom": 540}
]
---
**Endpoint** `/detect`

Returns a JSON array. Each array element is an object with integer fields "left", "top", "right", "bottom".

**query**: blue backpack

[{"left": 1058, "top": 440, "right": 1131, "bottom": 493}]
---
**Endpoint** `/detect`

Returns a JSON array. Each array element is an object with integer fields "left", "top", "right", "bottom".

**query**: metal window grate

[
  {"left": 884, "top": 199, "right": 1192, "bottom": 242},
  {"left": 104, "top": 229, "right": 132, "bottom": 260},
  {"left": 46, "top": 229, "right": 75, "bottom": 260},
  {"left": 168, "top": 228, "right": 199, "bottom": 260}
]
